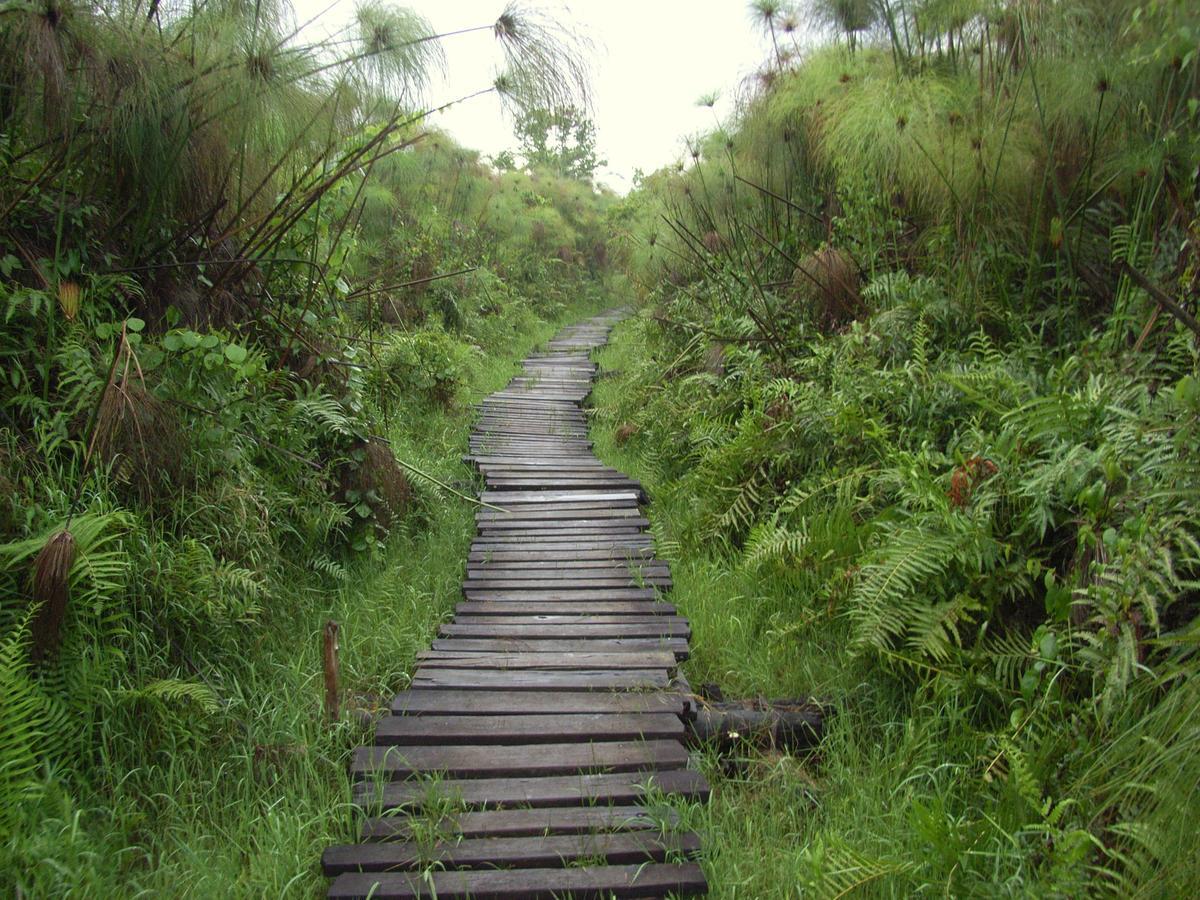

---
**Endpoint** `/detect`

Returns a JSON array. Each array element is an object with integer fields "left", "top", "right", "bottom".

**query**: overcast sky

[{"left": 293, "top": 1, "right": 776, "bottom": 191}]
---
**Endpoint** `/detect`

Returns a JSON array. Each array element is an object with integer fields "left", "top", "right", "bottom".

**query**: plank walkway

[{"left": 323, "top": 312, "right": 710, "bottom": 898}]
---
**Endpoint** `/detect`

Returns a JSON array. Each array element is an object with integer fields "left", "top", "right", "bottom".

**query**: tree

[{"left": 512, "top": 106, "right": 606, "bottom": 182}]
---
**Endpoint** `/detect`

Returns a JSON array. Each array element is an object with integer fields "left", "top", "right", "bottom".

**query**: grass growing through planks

[{"left": 5, "top": 300, "right": 606, "bottom": 897}]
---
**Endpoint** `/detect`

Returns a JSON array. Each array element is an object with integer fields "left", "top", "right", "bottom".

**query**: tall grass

[
  {"left": 1, "top": 291, "right": 607, "bottom": 895},
  {"left": 604, "top": 5, "right": 1200, "bottom": 880}
]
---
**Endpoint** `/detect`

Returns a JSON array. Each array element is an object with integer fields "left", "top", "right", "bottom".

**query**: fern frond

[
  {"left": 0, "top": 624, "right": 48, "bottom": 838},
  {"left": 849, "top": 525, "right": 962, "bottom": 654},
  {"left": 124, "top": 678, "right": 220, "bottom": 715}
]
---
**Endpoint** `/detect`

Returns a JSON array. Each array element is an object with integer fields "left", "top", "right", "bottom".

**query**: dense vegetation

[
  {"left": 594, "top": 0, "right": 1200, "bottom": 895},
  {"left": 0, "top": 0, "right": 615, "bottom": 892}
]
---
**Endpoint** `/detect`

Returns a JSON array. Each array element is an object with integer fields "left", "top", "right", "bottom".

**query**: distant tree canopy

[{"left": 512, "top": 106, "right": 606, "bottom": 182}]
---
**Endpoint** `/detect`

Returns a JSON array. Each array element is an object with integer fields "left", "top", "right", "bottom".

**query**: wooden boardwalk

[{"left": 323, "top": 312, "right": 710, "bottom": 898}]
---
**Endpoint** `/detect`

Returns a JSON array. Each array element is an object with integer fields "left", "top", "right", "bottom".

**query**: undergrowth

[
  {"left": 596, "top": 3, "right": 1200, "bottom": 894},
  {"left": 1, "top": 297, "right": 603, "bottom": 896}
]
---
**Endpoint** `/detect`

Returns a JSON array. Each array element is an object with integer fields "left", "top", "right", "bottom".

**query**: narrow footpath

[{"left": 321, "top": 311, "right": 710, "bottom": 898}]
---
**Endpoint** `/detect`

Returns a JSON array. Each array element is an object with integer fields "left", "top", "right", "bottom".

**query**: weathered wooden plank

[
  {"left": 465, "top": 559, "right": 666, "bottom": 571},
  {"left": 476, "top": 510, "right": 647, "bottom": 525},
  {"left": 461, "top": 580, "right": 671, "bottom": 594},
  {"left": 351, "top": 740, "right": 688, "bottom": 780},
  {"left": 431, "top": 638, "right": 688, "bottom": 658},
  {"left": 479, "top": 490, "right": 640, "bottom": 504},
  {"left": 453, "top": 602, "right": 675, "bottom": 616},
  {"left": 409, "top": 668, "right": 671, "bottom": 691},
  {"left": 475, "top": 502, "right": 643, "bottom": 516},
  {"left": 469, "top": 541, "right": 654, "bottom": 552},
  {"left": 468, "top": 547, "right": 657, "bottom": 561},
  {"left": 446, "top": 615, "right": 686, "bottom": 627},
  {"left": 413, "top": 651, "right": 677, "bottom": 670},
  {"left": 354, "top": 769, "right": 710, "bottom": 812},
  {"left": 460, "top": 589, "right": 660, "bottom": 602},
  {"left": 476, "top": 517, "right": 650, "bottom": 530},
  {"left": 322, "top": 831, "right": 700, "bottom": 874},
  {"left": 374, "top": 712, "right": 684, "bottom": 746},
  {"left": 389, "top": 690, "right": 687, "bottom": 716},
  {"left": 359, "top": 805, "right": 676, "bottom": 841},
  {"left": 439, "top": 623, "right": 689, "bottom": 639},
  {"left": 327, "top": 862, "right": 708, "bottom": 898}
]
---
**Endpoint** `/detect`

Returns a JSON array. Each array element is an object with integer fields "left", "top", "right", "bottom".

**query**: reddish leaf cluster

[{"left": 948, "top": 457, "right": 999, "bottom": 509}]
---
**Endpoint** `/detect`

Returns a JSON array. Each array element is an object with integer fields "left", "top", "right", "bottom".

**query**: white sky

[{"left": 293, "top": 1, "right": 775, "bottom": 192}]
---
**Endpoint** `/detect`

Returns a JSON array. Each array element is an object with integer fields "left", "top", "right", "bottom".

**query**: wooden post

[{"left": 323, "top": 620, "right": 340, "bottom": 723}]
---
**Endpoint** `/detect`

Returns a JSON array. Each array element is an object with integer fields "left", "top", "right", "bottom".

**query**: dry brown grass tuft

[
  {"left": 614, "top": 422, "right": 638, "bottom": 446},
  {"left": 92, "top": 374, "right": 186, "bottom": 505},
  {"left": 30, "top": 529, "right": 76, "bottom": 662},
  {"left": 353, "top": 438, "right": 411, "bottom": 531},
  {"left": 791, "top": 246, "right": 862, "bottom": 330}
]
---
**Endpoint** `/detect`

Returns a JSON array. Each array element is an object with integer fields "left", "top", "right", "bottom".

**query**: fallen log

[{"left": 686, "top": 697, "right": 829, "bottom": 753}]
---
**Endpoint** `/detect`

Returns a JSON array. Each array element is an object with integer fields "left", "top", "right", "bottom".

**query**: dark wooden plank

[
  {"left": 374, "top": 712, "right": 684, "bottom": 745},
  {"left": 469, "top": 457, "right": 624, "bottom": 469},
  {"left": 461, "top": 581, "right": 670, "bottom": 595},
  {"left": 472, "top": 533, "right": 650, "bottom": 544},
  {"left": 389, "top": 690, "right": 687, "bottom": 716},
  {"left": 461, "top": 568, "right": 667, "bottom": 580},
  {"left": 466, "top": 547, "right": 658, "bottom": 561},
  {"left": 351, "top": 740, "right": 688, "bottom": 780},
  {"left": 360, "top": 805, "right": 678, "bottom": 841},
  {"left": 439, "top": 624, "right": 689, "bottom": 639},
  {"left": 353, "top": 769, "right": 711, "bottom": 811},
  {"left": 412, "top": 652, "right": 676, "bottom": 672},
  {"left": 460, "top": 589, "right": 660, "bottom": 602},
  {"left": 431, "top": 638, "right": 688, "bottom": 659},
  {"left": 476, "top": 517, "right": 650, "bottom": 530},
  {"left": 469, "top": 541, "right": 654, "bottom": 552},
  {"left": 479, "top": 490, "right": 640, "bottom": 504},
  {"left": 465, "top": 560, "right": 667, "bottom": 572},
  {"left": 446, "top": 615, "right": 686, "bottom": 626},
  {"left": 476, "top": 510, "right": 647, "bottom": 525},
  {"left": 475, "top": 501, "right": 642, "bottom": 515},
  {"left": 409, "top": 668, "right": 671, "bottom": 691},
  {"left": 322, "top": 831, "right": 700, "bottom": 874},
  {"left": 413, "top": 650, "right": 677, "bottom": 670},
  {"left": 453, "top": 602, "right": 675, "bottom": 616},
  {"left": 327, "top": 862, "right": 708, "bottom": 898}
]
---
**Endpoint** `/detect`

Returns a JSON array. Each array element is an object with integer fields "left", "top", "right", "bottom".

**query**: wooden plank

[
  {"left": 327, "top": 862, "right": 708, "bottom": 898},
  {"left": 360, "top": 805, "right": 678, "bottom": 841},
  {"left": 476, "top": 517, "right": 650, "bottom": 530},
  {"left": 465, "top": 559, "right": 665, "bottom": 571},
  {"left": 439, "top": 624, "right": 689, "bottom": 639},
  {"left": 468, "top": 549, "right": 657, "bottom": 564},
  {"left": 469, "top": 541, "right": 654, "bottom": 552},
  {"left": 446, "top": 615, "right": 686, "bottom": 627},
  {"left": 476, "top": 510, "right": 646, "bottom": 524},
  {"left": 373, "top": 713, "right": 684, "bottom": 746},
  {"left": 354, "top": 769, "right": 711, "bottom": 811},
  {"left": 475, "top": 501, "right": 642, "bottom": 515},
  {"left": 461, "top": 580, "right": 670, "bottom": 594},
  {"left": 462, "top": 578, "right": 670, "bottom": 592},
  {"left": 479, "top": 490, "right": 640, "bottom": 504},
  {"left": 322, "top": 831, "right": 700, "bottom": 874},
  {"left": 409, "top": 668, "right": 671, "bottom": 691},
  {"left": 460, "top": 589, "right": 660, "bottom": 602},
  {"left": 389, "top": 690, "right": 687, "bottom": 716},
  {"left": 413, "top": 651, "right": 677, "bottom": 670},
  {"left": 452, "top": 602, "right": 675, "bottom": 616},
  {"left": 351, "top": 740, "right": 690, "bottom": 780},
  {"left": 469, "top": 458, "right": 622, "bottom": 469},
  {"left": 430, "top": 638, "right": 688, "bottom": 658}
]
